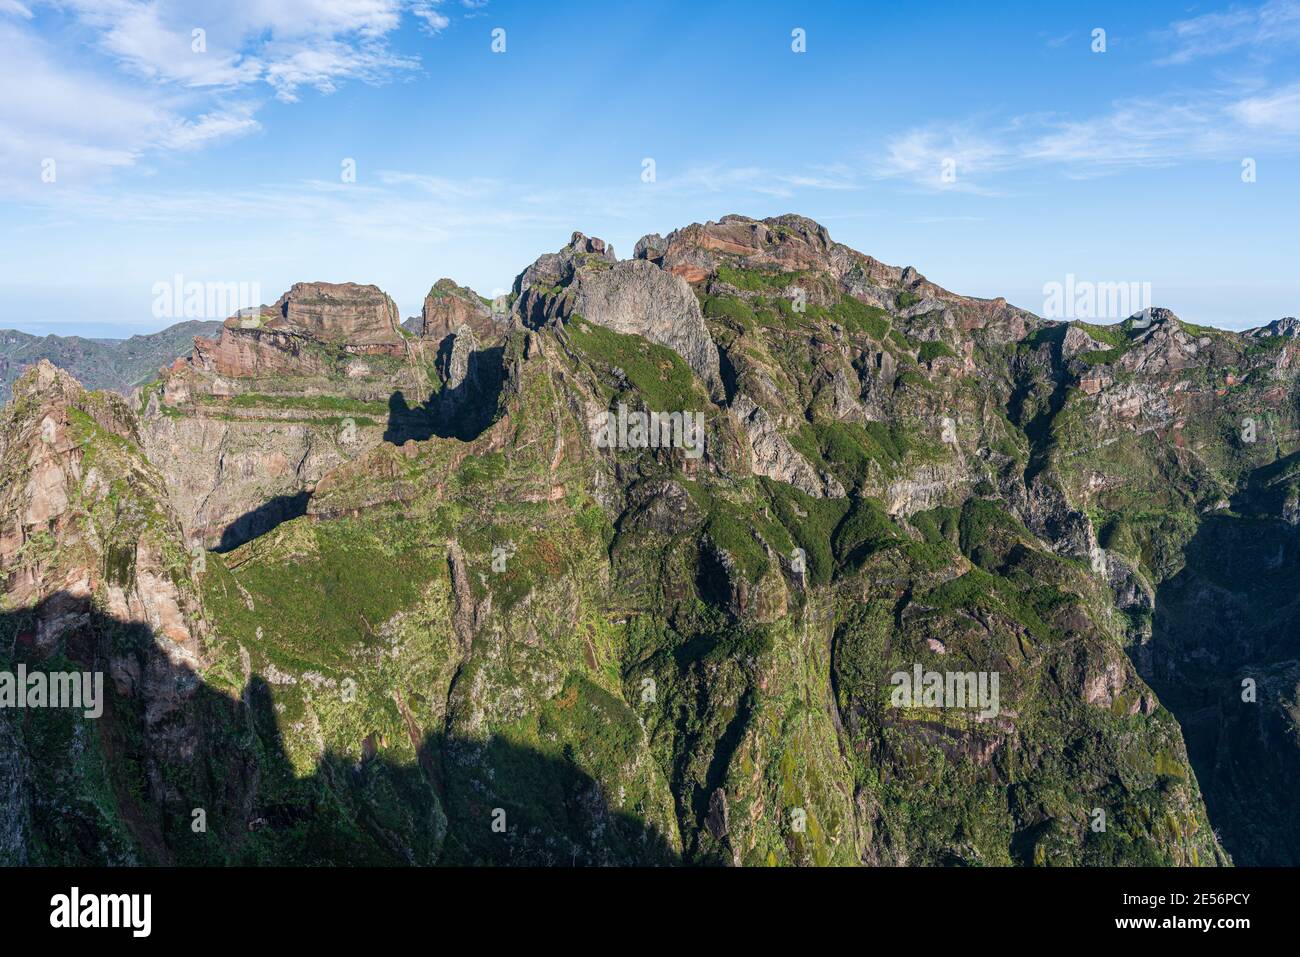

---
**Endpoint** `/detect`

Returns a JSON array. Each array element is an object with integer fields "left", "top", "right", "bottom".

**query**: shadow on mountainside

[
  {"left": 215, "top": 491, "right": 311, "bottom": 553},
  {"left": 384, "top": 345, "right": 505, "bottom": 444},
  {"left": 1142, "top": 482, "right": 1300, "bottom": 866},
  {"left": 0, "top": 594, "right": 679, "bottom": 866},
  {"left": 1007, "top": 324, "right": 1071, "bottom": 486}
]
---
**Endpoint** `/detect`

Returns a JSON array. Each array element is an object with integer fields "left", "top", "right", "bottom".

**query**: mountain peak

[
  {"left": 1247, "top": 316, "right": 1300, "bottom": 339},
  {"left": 11, "top": 358, "right": 84, "bottom": 403}
]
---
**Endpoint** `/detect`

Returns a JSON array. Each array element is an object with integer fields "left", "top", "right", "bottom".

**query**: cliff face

[
  {"left": 416, "top": 278, "right": 506, "bottom": 343},
  {"left": 4, "top": 215, "right": 1297, "bottom": 866}
]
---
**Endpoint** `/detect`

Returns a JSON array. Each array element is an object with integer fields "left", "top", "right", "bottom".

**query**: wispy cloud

[
  {"left": 58, "top": 0, "right": 421, "bottom": 100},
  {"left": 870, "top": 124, "right": 1014, "bottom": 194},
  {"left": 869, "top": 81, "right": 1300, "bottom": 190},
  {"left": 867, "top": 3, "right": 1300, "bottom": 191},
  {"left": 1232, "top": 82, "right": 1300, "bottom": 131},
  {"left": 8, "top": 153, "right": 862, "bottom": 258},
  {"left": 1157, "top": 0, "right": 1300, "bottom": 65},
  {"left": 411, "top": 1, "right": 450, "bottom": 33},
  {"left": 0, "top": 20, "right": 262, "bottom": 194}
]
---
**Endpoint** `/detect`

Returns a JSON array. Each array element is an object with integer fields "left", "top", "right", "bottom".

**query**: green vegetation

[
  {"left": 2, "top": 218, "right": 1244, "bottom": 869},
  {"left": 201, "top": 393, "right": 389, "bottom": 415},
  {"left": 917, "top": 340, "right": 957, "bottom": 363},
  {"left": 567, "top": 316, "right": 706, "bottom": 411},
  {"left": 831, "top": 496, "right": 897, "bottom": 570},
  {"left": 704, "top": 501, "right": 771, "bottom": 583},
  {"left": 716, "top": 264, "right": 807, "bottom": 292}
]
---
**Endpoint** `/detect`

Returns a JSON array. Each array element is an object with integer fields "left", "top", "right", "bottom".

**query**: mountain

[
  {"left": 0, "top": 321, "right": 221, "bottom": 404},
  {"left": 3, "top": 213, "right": 1296, "bottom": 866}
]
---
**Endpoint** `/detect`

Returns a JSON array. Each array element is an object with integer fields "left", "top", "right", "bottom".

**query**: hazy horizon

[
  {"left": 4, "top": 214, "right": 1299, "bottom": 340},
  {"left": 2, "top": 0, "right": 1298, "bottom": 336}
]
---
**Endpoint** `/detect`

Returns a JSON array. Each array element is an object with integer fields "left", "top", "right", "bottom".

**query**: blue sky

[{"left": 1, "top": 0, "right": 1298, "bottom": 336}]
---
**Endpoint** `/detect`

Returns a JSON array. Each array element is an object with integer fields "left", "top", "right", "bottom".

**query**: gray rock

[
  {"left": 514, "top": 234, "right": 723, "bottom": 397},
  {"left": 731, "top": 393, "right": 844, "bottom": 498},
  {"left": 633, "top": 233, "right": 668, "bottom": 263},
  {"left": 440, "top": 323, "right": 479, "bottom": 394},
  {"left": 569, "top": 260, "right": 723, "bottom": 396}
]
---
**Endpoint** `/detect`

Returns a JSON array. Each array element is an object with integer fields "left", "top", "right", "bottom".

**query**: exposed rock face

[
  {"left": 572, "top": 260, "right": 723, "bottom": 395},
  {"left": 0, "top": 363, "right": 87, "bottom": 614},
  {"left": 441, "top": 324, "right": 479, "bottom": 393},
  {"left": 731, "top": 393, "right": 844, "bottom": 498},
  {"left": 139, "top": 410, "right": 367, "bottom": 549},
  {"left": 266, "top": 282, "right": 404, "bottom": 351},
  {"left": 136, "top": 281, "right": 430, "bottom": 548},
  {"left": 419, "top": 279, "right": 505, "bottom": 343},
  {"left": 514, "top": 231, "right": 616, "bottom": 309},
  {"left": 514, "top": 233, "right": 723, "bottom": 396},
  {"left": 637, "top": 212, "right": 925, "bottom": 297},
  {"left": 188, "top": 282, "right": 404, "bottom": 380},
  {"left": 15, "top": 214, "right": 1300, "bottom": 868},
  {"left": 1117, "top": 309, "right": 1203, "bottom": 375},
  {"left": 637, "top": 213, "right": 837, "bottom": 283},
  {"left": 636, "top": 213, "right": 1036, "bottom": 349},
  {"left": 1246, "top": 316, "right": 1300, "bottom": 339},
  {"left": 191, "top": 325, "right": 333, "bottom": 379},
  {"left": 0, "top": 361, "right": 203, "bottom": 685},
  {"left": 1061, "top": 324, "right": 1107, "bottom": 360}
]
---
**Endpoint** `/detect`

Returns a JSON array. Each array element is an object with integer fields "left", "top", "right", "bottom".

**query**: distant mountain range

[{"left": 0, "top": 321, "right": 220, "bottom": 402}]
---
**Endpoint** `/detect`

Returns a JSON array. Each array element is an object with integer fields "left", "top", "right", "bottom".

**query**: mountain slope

[
  {"left": 0, "top": 321, "right": 221, "bottom": 403},
  {"left": 5, "top": 214, "right": 1297, "bottom": 865}
]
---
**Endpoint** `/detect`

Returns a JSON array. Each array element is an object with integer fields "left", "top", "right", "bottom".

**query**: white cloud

[
  {"left": 871, "top": 126, "right": 1011, "bottom": 194},
  {"left": 1232, "top": 82, "right": 1300, "bottom": 131},
  {"left": 57, "top": 0, "right": 419, "bottom": 99},
  {"left": 867, "top": 2, "right": 1300, "bottom": 191},
  {"left": 261, "top": 39, "right": 416, "bottom": 101},
  {"left": 1158, "top": 0, "right": 1300, "bottom": 64},
  {"left": 0, "top": 0, "right": 473, "bottom": 191},
  {"left": 411, "top": 1, "right": 450, "bottom": 32},
  {"left": 165, "top": 105, "right": 262, "bottom": 150},
  {"left": 0, "top": 20, "right": 249, "bottom": 192},
  {"left": 870, "top": 82, "right": 1300, "bottom": 190}
]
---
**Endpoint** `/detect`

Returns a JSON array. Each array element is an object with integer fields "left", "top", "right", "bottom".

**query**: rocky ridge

[{"left": 4, "top": 213, "right": 1297, "bottom": 866}]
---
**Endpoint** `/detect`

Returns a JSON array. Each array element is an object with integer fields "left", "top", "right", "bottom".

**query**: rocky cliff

[{"left": 4, "top": 214, "right": 1296, "bottom": 866}]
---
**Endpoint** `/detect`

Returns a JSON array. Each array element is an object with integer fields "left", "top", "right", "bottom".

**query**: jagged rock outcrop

[
  {"left": 514, "top": 231, "right": 616, "bottom": 316},
  {"left": 1061, "top": 324, "right": 1108, "bottom": 360},
  {"left": 418, "top": 279, "right": 506, "bottom": 343},
  {"left": 515, "top": 232, "right": 723, "bottom": 395},
  {"left": 265, "top": 281, "right": 404, "bottom": 351},
  {"left": 137, "top": 282, "right": 422, "bottom": 548},
  {"left": 440, "top": 323, "right": 479, "bottom": 394},
  {"left": 11, "top": 213, "right": 1293, "bottom": 868},
  {"left": 0, "top": 362, "right": 202, "bottom": 653},
  {"left": 637, "top": 213, "right": 838, "bottom": 282},
  {"left": 1116, "top": 309, "right": 1203, "bottom": 375},
  {"left": 637, "top": 213, "right": 1036, "bottom": 348},
  {"left": 189, "top": 281, "right": 404, "bottom": 379},
  {"left": 570, "top": 260, "right": 722, "bottom": 395},
  {"left": 1246, "top": 316, "right": 1300, "bottom": 339},
  {"left": 731, "top": 393, "right": 844, "bottom": 498}
]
